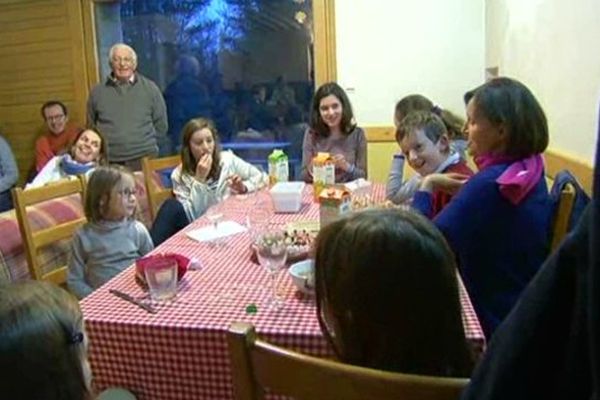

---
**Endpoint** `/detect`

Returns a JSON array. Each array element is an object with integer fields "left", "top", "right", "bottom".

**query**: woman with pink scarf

[{"left": 411, "top": 77, "right": 552, "bottom": 339}]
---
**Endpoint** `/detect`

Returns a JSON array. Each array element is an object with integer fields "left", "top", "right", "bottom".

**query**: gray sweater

[
  {"left": 300, "top": 127, "right": 367, "bottom": 183},
  {"left": 87, "top": 73, "right": 168, "bottom": 162},
  {"left": 67, "top": 219, "right": 154, "bottom": 299}
]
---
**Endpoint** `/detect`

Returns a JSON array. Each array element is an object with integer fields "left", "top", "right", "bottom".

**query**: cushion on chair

[{"left": 0, "top": 172, "right": 152, "bottom": 283}]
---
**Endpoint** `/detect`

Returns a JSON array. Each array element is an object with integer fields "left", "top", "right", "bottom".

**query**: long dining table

[{"left": 81, "top": 183, "right": 485, "bottom": 400}]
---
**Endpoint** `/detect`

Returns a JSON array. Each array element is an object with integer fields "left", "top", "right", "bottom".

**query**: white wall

[
  {"left": 335, "top": 0, "right": 485, "bottom": 125},
  {"left": 486, "top": 0, "right": 600, "bottom": 162}
]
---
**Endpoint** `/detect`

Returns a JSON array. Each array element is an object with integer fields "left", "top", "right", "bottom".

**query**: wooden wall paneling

[
  {"left": 313, "top": 0, "right": 337, "bottom": 86},
  {"left": 82, "top": 0, "right": 101, "bottom": 92},
  {"left": 0, "top": 0, "right": 90, "bottom": 184}
]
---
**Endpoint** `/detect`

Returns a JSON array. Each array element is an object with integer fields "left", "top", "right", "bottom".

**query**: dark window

[{"left": 95, "top": 0, "right": 314, "bottom": 178}]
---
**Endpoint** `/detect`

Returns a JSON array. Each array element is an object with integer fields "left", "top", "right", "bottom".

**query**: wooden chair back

[
  {"left": 550, "top": 182, "right": 576, "bottom": 251},
  {"left": 227, "top": 322, "right": 469, "bottom": 400},
  {"left": 12, "top": 177, "right": 87, "bottom": 285},
  {"left": 141, "top": 155, "right": 180, "bottom": 221}
]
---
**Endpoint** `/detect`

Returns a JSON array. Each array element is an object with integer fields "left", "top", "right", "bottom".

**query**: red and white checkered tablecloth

[{"left": 81, "top": 184, "right": 485, "bottom": 400}]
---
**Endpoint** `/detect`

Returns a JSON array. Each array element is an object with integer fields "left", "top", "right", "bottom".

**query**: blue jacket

[{"left": 412, "top": 163, "right": 552, "bottom": 338}]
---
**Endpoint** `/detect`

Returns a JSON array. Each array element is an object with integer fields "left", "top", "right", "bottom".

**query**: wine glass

[
  {"left": 246, "top": 207, "right": 270, "bottom": 238},
  {"left": 205, "top": 204, "right": 224, "bottom": 246},
  {"left": 255, "top": 230, "right": 288, "bottom": 309}
]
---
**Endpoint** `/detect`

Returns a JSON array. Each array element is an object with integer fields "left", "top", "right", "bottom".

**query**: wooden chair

[
  {"left": 550, "top": 182, "right": 576, "bottom": 252},
  {"left": 12, "top": 177, "right": 87, "bottom": 285},
  {"left": 141, "top": 155, "right": 180, "bottom": 221},
  {"left": 227, "top": 322, "right": 469, "bottom": 400}
]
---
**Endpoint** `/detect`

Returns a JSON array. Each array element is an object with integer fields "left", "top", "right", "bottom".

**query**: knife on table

[{"left": 109, "top": 289, "right": 157, "bottom": 314}]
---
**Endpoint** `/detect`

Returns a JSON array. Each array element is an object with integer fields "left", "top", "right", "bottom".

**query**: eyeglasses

[
  {"left": 45, "top": 114, "right": 65, "bottom": 122},
  {"left": 117, "top": 188, "right": 138, "bottom": 197},
  {"left": 112, "top": 57, "right": 134, "bottom": 65}
]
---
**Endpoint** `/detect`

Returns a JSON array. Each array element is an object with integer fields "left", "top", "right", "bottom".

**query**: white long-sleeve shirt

[
  {"left": 27, "top": 155, "right": 96, "bottom": 189},
  {"left": 172, "top": 150, "right": 267, "bottom": 221}
]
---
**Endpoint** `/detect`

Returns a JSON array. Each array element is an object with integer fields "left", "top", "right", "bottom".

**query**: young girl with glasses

[{"left": 68, "top": 165, "right": 154, "bottom": 299}]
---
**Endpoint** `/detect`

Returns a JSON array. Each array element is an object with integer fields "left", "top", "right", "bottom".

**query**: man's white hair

[{"left": 108, "top": 43, "right": 137, "bottom": 66}]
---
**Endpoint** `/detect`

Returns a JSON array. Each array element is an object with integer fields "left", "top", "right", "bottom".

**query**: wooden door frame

[{"left": 81, "top": 0, "right": 337, "bottom": 89}]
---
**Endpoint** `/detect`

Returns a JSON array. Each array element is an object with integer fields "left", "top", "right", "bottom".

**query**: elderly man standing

[
  {"left": 87, "top": 43, "right": 167, "bottom": 170},
  {"left": 35, "top": 100, "right": 81, "bottom": 173}
]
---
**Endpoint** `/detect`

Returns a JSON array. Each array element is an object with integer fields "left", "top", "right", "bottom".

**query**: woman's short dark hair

[
  {"left": 395, "top": 94, "right": 466, "bottom": 140},
  {"left": 0, "top": 281, "right": 92, "bottom": 399},
  {"left": 68, "top": 128, "right": 109, "bottom": 166},
  {"left": 85, "top": 165, "right": 133, "bottom": 223},
  {"left": 464, "top": 77, "right": 548, "bottom": 159},
  {"left": 315, "top": 208, "right": 473, "bottom": 377},
  {"left": 180, "top": 117, "right": 222, "bottom": 180},
  {"left": 309, "top": 82, "right": 356, "bottom": 137}
]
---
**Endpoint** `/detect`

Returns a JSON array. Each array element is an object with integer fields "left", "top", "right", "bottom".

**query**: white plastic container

[
  {"left": 269, "top": 182, "right": 305, "bottom": 213},
  {"left": 288, "top": 259, "right": 315, "bottom": 295}
]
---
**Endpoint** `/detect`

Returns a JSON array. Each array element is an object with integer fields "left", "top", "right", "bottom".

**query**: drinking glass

[
  {"left": 205, "top": 204, "right": 224, "bottom": 246},
  {"left": 144, "top": 258, "right": 178, "bottom": 301},
  {"left": 246, "top": 207, "right": 270, "bottom": 238},
  {"left": 255, "top": 230, "right": 288, "bottom": 309}
]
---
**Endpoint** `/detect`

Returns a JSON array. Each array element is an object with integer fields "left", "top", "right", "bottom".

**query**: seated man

[
  {"left": 0, "top": 133, "right": 18, "bottom": 212},
  {"left": 36, "top": 100, "right": 81, "bottom": 173}
]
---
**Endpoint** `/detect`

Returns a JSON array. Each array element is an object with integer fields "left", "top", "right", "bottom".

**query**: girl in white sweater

[{"left": 150, "top": 117, "right": 267, "bottom": 245}]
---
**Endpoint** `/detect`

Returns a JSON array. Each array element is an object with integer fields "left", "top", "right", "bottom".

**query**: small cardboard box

[
  {"left": 268, "top": 149, "right": 289, "bottom": 185},
  {"left": 319, "top": 186, "right": 352, "bottom": 228},
  {"left": 313, "top": 152, "right": 335, "bottom": 201}
]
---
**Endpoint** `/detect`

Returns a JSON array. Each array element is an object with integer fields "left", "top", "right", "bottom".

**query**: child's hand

[
  {"left": 421, "top": 173, "right": 470, "bottom": 194},
  {"left": 226, "top": 174, "right": 247, "bottom": 194},
  {"left": 332, "top": 154, "right": 350, "bottom": 171},
  {"left": 195, "top": 154, "right": 212, "bottom": 182}
]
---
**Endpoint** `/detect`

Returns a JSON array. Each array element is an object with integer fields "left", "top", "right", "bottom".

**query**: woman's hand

[
  {"left": 195, "top": 154, "right": 212, "bottom": 182},
  {"left": 226, "top": 174, "right": 247, "bottom": 194},
  {"left": 332, "top": 154, "right": 350, "bottom": 171},
  {"left": 420, "top": 172, "right": 470, "bottom": 194}
]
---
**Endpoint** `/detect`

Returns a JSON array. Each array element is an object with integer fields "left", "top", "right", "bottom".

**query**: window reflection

[{"left": 95, "top": 0, "right": 314, "bottom": 179}]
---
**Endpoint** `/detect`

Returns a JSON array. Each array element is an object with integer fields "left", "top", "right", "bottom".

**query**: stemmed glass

[
  {"left": 255, "top": 230, "right": 288, "bottom": 309},
  {"left": 246, "top": 207, "right": 270, "bottom": 238},
  {"left": 205, "top": 204, "right": 224, "bottom": 246}
]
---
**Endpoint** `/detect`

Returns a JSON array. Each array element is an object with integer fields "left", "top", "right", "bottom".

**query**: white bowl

[
  {"left": 288, "top": 259, "right": 315, "bottom": 295},
  {"left": 270, "top": 182, "right": 305, "bottom": 213}
]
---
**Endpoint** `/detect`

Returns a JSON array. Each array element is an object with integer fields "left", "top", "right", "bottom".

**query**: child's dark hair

[
  {"left": 0, "top": 281, "right": 92, "bottom": 399},
  {"left": 396, "top": 111, "right": 449, "bottom": 153},
  {"left": 68, "top": 128, "right": 109, "bottom": 166},
  {"left": 309, "top": 82, "right": 356, "bottom": 137},
  {"left": 180, "top": 117, "right": 222, "bottom": 180},
  {"left": 85, "top": 165, "right": 134, "bottom": 223},
  {"left": 395, "top": 94, "right": 465, "bottom": 140},
  {"left": 464, "top": 77, "right": 548, "bottom": 159},
  {"left": 315, "top": 208, "right": 474, "bottom": 377}
]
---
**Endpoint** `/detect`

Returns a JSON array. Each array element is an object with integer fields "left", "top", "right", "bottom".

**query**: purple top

[{"left": 300, "top": 127, "right": 367, "bottom": 183}]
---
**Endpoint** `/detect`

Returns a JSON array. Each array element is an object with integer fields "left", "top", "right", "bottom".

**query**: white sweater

[
  {"left": 172, "top": 150, "right": 267, "bottom": 221},
  {"left": 27, "top": 155, "right": 95, "bottom": 189}
]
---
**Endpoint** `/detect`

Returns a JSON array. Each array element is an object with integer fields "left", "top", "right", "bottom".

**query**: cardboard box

[
  {"left": 319, "top": 186, "right": 351, "bottom": 228},
  {"left": 268, "top": 149, "right": 289, "bottom": 185},
  {"left": 313, "top": 152, "right": 335, "bottom": 201}
]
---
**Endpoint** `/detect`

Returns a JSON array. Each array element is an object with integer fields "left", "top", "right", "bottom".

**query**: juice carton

[
  {"left": 312, "top": 152, "right": 335, "bottom": 200},
  {"left": 268, "top": 149, "right": 289, "bottom": 185},
  {"left": 319, "top": 186, "right": 351, "bottom": 228}
]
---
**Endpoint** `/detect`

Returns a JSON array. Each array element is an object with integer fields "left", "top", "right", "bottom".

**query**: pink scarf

[{"left": 474, "top": 154, "right": 544, "bottom": 205}]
